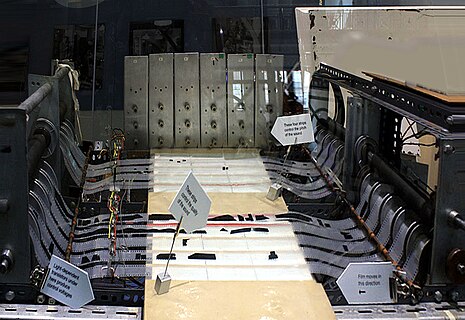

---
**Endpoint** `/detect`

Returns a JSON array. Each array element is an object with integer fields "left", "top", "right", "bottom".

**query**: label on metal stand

[
  {"left": 41, "top": 255, "right": 94, "bottom": 309},
  {"left": 336, "top": 262, "right": 395, "bottom": 304},
  {"left": 271, "top": 114, "right": 314, "bottom": 146},
  {"left": 169, "top": 171, "right": 211, "bottom": 233}
]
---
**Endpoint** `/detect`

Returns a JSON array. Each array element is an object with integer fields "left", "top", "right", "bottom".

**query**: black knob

[{"left": 0, "top": 249, "right": 13, "bottom": 274}]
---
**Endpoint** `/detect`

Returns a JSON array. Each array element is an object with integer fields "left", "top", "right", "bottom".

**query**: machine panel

[
  {"left": 124, "top": 56, "right": 149, "bottom": 149},
  {"left": 174, "top": 53, "right": 200, "bottom": 148},
  {"left": 227, "top": 54, "right": 255, "bottom": 148},
  {"left": 255, "top": 54, "right": 284, "bottom": 148},
  {"left": 200, "top": 53, "right": 227, "bottom": 148},
  {"left": 149, "top": 54, "right": 174, "bottom": 148}
]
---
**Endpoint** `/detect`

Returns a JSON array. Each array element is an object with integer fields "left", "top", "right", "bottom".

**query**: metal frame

[
  {"left": 254, "top": 54, "right": 284, "bottom": 148},
  {"left": 149, "top": 53, "right": 174, "bottom": 148},
  {"left": 0, "top": 69, "right": 70, "bottom": 304},
  {"left": 174, "top": 53, "right": 200, "bottom": 148},
  {"left": 317, "top": 64, "right": 464, "bottom": 135},
  {"left": 124, "top": 56, "right": 149, "bottom": 149},
  {"left": 312, "top": 63, "right": 465, "bottom": 296},
  {"left": 0, "top": 304, "right": 141, "bottom": 320},
  {"left": 200, "top": 53, "right": 227, "bottom": 148},
  {"left": 334, "top": 301, "right": 465, "bottom": 319},
  {"left": 227, "top": 54, "right": 255, "bottom": 148}
]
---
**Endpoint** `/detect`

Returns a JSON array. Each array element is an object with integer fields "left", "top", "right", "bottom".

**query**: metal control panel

[
  {"left": 200, "top": 53, "right": 227, "bottom": 148},
  {"left": 124, "top": 56, "right": 149, "bottom": 149},
  {"left": 255, "top": 54, "right": 284, "bottom": 148},
  {"left": 227, "top": 54, "right": 255, "bottom": 148},
  {"left": 174, "top": 53, "right": 200, "bottom": 148},
  {"left": 149, "top": 54, "right": 174, "bottom": 148}
]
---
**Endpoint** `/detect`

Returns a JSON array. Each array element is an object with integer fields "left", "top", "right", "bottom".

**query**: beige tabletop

[
  {"left": 144, "top": 279, "right": 335, "bottom": 320},
  {"left": 145, "top": 190, "right": 334, "bottom": 319},
  {"left": 148, "top": 192, "right": 288, "bottom": 215}
]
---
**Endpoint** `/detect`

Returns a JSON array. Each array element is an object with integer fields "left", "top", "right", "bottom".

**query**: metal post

[
  {"left": 260, "top": 0, "right": 265, "bottom": 53},
  {"left": 18, "top": 83, "right": 52, "bottom": 115},
  {"left": 163, "top": 216, "right": 184, "bottom": 277},
  {"left": 91, "top": 0, "right": 99, "bottom": 141}
]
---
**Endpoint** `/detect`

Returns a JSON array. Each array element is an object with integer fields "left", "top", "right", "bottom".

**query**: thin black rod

[{"left": 163, "top": 216, "right": 184, "bottom": 277}]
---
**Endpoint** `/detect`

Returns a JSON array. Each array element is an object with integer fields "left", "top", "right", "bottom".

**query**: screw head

[
  {"left": 444, "top": 144, "right": 455, "bottom": 154},
  {"left": 5, "top": 291, "right": 15, "bottom": 301},
  {"left": 37, "top": 294, "right": 45, "bottom": 304},
  {"left": 457, "top": 263, "right": 465, "bottom": 275}
]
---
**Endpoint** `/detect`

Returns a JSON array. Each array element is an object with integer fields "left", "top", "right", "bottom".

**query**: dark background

[{"left": 0, "top": 0, "right": 462, "bottom": 109}]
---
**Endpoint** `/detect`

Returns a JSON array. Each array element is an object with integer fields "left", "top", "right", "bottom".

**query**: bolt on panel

[
  {"left": 255, "top": 54, "right": 284, "bottom": 148},
  {"left": 149, "top": 54, "right": 174, "bottom": 148},
  {"left": 174, "top": 53, "right": 200, "bottom": 148},
  {"left": 227, "top": 54, "right": 255, "bottom": 148},
  {"left": 124, "top": 56, "right": 149, "bottom": 149},
  {"left": 200, "top": 53, "right": 227, "bottom": 148}
]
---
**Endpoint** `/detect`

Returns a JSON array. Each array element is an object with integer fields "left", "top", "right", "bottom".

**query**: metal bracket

[{"left": 30, "top": 265, "right": 46, "bottom": 290}]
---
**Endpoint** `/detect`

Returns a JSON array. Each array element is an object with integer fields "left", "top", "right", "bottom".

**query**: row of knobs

[
  {"left": 155, "top": 120, "right": 243, "bottom": 130},
  {"left": 131, "top": 102, "right": 248, "bottom": 146},
  {"left": 133, "top": 102, "right": 272, "bottom": 114}
]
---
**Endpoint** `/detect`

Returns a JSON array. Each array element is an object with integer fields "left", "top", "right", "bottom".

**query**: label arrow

[
  {"left": 336, "top": 262, "right": 394, "bottom": 304},
  {"left": 41, "top": 255, "right": 94, "bottom": 309},
  {"left": 271, "top": 114, "right": 314, "bottom": 146},
  {"left": 169, "top": 171, "right": 211, "bottom": 233}
]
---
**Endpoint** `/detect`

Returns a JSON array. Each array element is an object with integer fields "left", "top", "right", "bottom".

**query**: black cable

[
  {"left": 402, "top": 129, "right": 434, "bottom": 142},
  {"left": 402, "top": 142, "right": 436, "bottom": 147},
  {"left": 128, "top": 276, "right": 144, "bottom": 288},
  {"left": 112, "top": 128, "right": 124, "bottom": 135}
]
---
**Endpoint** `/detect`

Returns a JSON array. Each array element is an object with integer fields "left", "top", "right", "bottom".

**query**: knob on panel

[
  {"left": 0, "top": 249, "right": 13, "bottom": 274},
  {"left": 447, "top": 248, "right": 465, "bottom": 284}
]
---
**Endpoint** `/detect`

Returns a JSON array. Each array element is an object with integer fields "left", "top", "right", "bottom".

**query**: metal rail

[
  {"left": 314, "top": 64, "right": 465, "bottom": 135},
  {"left": 302, "top": 145, "right": 420, "bottom": 293},
  {"left": 65, "top": 147, "right": 92, "bottom": 262},
  {"left": 18, "top": 83, "right": 52, "bottom": 115},
  {"left": 18, "top": 67, "right": 69, "bottom": 115}
]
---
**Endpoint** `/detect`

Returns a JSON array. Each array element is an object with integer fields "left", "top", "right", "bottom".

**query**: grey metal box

[
  {"left": 155, "top": 272, "right": 171, "bottom": 295},
  {"left": 227, "top": 54, "right": 255, "bottom": 148},
  {"left": 200, "top": 53, "right": 227, "bottom": 148},
  {"left": 149, "top": 54, "right": 174, "bottom": 148},
  {"left": 174, "top": 53, "right": 200, "bottom": 148},
  {"left": 255, "top": 54, "right": 284, "bottom": 148},
  {"left": 124, "top": 56, "right": 149, "bottom": 149}
]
